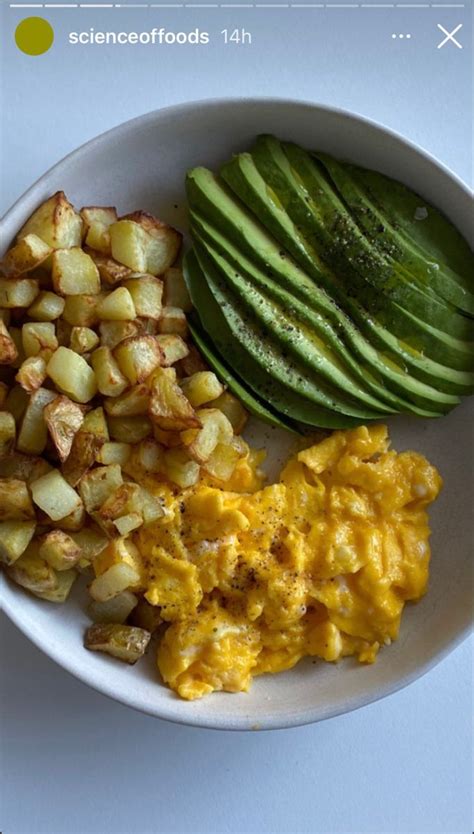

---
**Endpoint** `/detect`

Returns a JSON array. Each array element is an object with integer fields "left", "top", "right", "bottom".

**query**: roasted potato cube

[
  {"left": 69, "top": 526, "right": 108, "bottom": 561},
  {"left": 1, "top": 234, "right": 52, "bottom": 278},
  {"left": 17, "top": 387, "right": 57, "bottom": 454},
  {"left": 17, "top": 192, "right": 83, "bottom": 251},
  {"left": 5, "top": 384, "right": 29, "bottom": 423},
  {"left": 135, "top": 439, "right": 163, "bottom": 473},
  {"left": 107, "top": 415, "right": 152, "bottom": 443},
  {"left": 158, "top": 306, "right": 187, "bottom": 337},
  {"left": 97, "top": 287, "right": 136, "bottom": 321},
  {"left": 163, "top": 266, "right": 192, "bottom": 312},
  {"left": 63, "top": 294, "right": 101, "bottom": 327},
  {"left": 0, "top": 277, "right": 39, "bottom": 308},
  {"left": 44, "top": 395, "right": 84, "bottom": 462},
  {"left": 8, "top": 328, "right": 25, "bottom": 369},
  {"left": 97, "top": 482, "right": 163, "bottom": 529},
  {"left": 82, "top": 406, "right": 109, "bottom": 442},
  {"left": 80, "top": 206, "right": 117, "bottom": 255},
  {"left": 52, "top": 248, "right": 100, "bottom": 296},
  {"left": 113, "top": 513, "right": 143, "bottom": 536},
  {"left": 39, "top": 529, "right": 82, "bottom": 570},
  {"left": 120, "top": 211, "right": 182, "bottom": 276},
  {"left": 148, "top": 367, "right": 200, "bottom": 431},
  {"left": 70, "top": 326, "right": 99, "bottom": 355},
  {"left": 6, "top": 545, "right": 57, "bottom": 595},
  {"left": 27, "top": 290, "right": 65, "bottom": 322},
  {"left": 62, "top": 431, "right": 102, "bottom": 487},
  {"left": 22, "top": 321, "right": 58, "bottom": 358},
  {"left": 180, "top": 371, "right": 224, "bottom": 408},
  {"left": 0, "top": 320, "right": 18, "bottom": 365},
  {"left": 103, "top": 384, "right": 149, "bottom": 417},
  {"left": 78, "top": 464, "right": 123, "bottom": 513},
  {"left": 47, "top": 347, "right": 97, "bottom": 403},
  {"left": 114, "top": 336, "right": 162, "bottom": 385},
  {"left": 0, "top": 452, "right": 52, "bottom": 484},
  {"left": 123, "top": 275, "right": 163, "bottom": 319},
  {"left": 86, "top": 249, "right": 132, "bottom": 285},
  {"left": 87, "top": 590, "right": 138, "bottom": 625},
  {"left": 15, "top": 356, "right": 47, "bottom": 393},
  {"left": 0, "top": 412, "right": 16, "bottom": 457},
  {"left": 34, "top": 568, "right": 77, "bottom": 603},
  {"left": 0, "top": 520, "right": 36, "bottom": 565},
  {"left": 211, "top": 391, "right": 248, "bottom": 434},
  {"left": 84, "top": 623, "right": 150, "bottom": 664},
  {"left": 181, "top": 409, "right": 233, "bottom": 464},
  {"left": 96, "top": 442, "right": 131, "bottom": 466},
  {"left": 163, "top": 448, "right": 200, "bottom": 488},
  {"left": 152, "top": 427, "right": 182, "bottom": 448},
  {"left": 91, "top": 346, "right": 128, "bottom": 398},
  {"left": 202, "top": 442, "right": 242, "bottom": 481},
  {"left": 49, "top": 502, "right": 86, "bottom": 532},
  {"left": 155, "top": 334, "right": 189, "bottom": 367},
  {"left": 98, "top": 320, "right": 139, "bottom": 349},
  {"left": 31, "top": 470, "right": 82, "bottom": 521},
  {"left": 129, "top": 598, "right": 162, "bottom": 633},
  {"left": 89, "top": 562, "right": 141, "bottom": 603},
  {"left": 109, "top": 219, "right": 148, "bottom": 273}
]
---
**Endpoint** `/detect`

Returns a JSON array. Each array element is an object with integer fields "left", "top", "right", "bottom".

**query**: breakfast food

[{"left": 1, "top": 148, "right": 459, "bottom": 700}]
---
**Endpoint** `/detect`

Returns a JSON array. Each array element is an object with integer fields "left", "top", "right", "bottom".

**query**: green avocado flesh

[{"left": 185, "top": 137, "right": 474, "bottom": 431}]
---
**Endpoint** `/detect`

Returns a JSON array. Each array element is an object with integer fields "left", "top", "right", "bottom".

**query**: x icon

[{"left": 437, "top": 23, "right": 463, "bottom": 49}]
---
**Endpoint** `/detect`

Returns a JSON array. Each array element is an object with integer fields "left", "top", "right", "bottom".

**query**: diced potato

[
  {"left": 8, "top": 328, "right": 25, "bottom": 369},
  {"left": 84, "top": 623, "right": 150, "bottom": 663},
  {"left": 39, "top": 529, "right": 81, "bottom": 570},
  {"left": 180, "top": 371, "right": 224, "bottom": 408},
  {"left": 5, "top": 385, "right": 29, "bottom": 423},
  {"left": 0, "top": 520, "right": 36, "bottom": 565},
  {"left": 6, "top": 545, "right": 57, "bottom": 595},
  {"left": 52, "top": 248, "right": 100, "bottom": 295},
  {"left": 22, "top": 321, "right": 58, "bottom": 358},
  {"left": 0, "top": 412, "right": 16, "bottom": 457},
  {"left": 107, "top": 415, "right": 152, "bottom": 443},
  {"left": 0, "top": 277, "right": 39, "bottom": 308},
  {"left": 86, "top": 249, "right": 132, "bottom": 286},
  {"left": 0, "top": 452, "right": 52, "bottom": 484},
  {"left": 91, "top": 346, "right": 128, "bottom": 398},
  {"left": 98, "top": 320, "right": 139, "bottom": 349},
  {"left": 109, "top": 219, "right": 148, "bottom": 273},
  {"left": 202, "top": 442, "right": 242, "bottom": 481},
  {"left": 70, "top": 326, "right": 99, "bottom": 355},
  {"left": 17, "top": 192, "right": 83, "bottom": 251},
  {"left": 155, "top": 334, "right": 189, "bottom": 367},
  {"left": 15, "top": 356, "right": 47, "bottom": 393},
  {"left": 63, "top": 294, "right": 101, "bottom": 327},
  {"left": 103, "top": 384, "right": 149, "bottom": 417},
  {"left": 96, "top": 442, "right": 131, "bottom": 466},
  {"left": 80, "top": 206, "right": 117, "bottom": 255},
  {"left": 89, "top": 562, "right": 141, "bottom": 603},
  {"left": 0, "top": 320, "right": 18, "bottom": 365},
  {"left": 114, "top": 336, "right": 162, "bottom": 385},
  {"left": 152, "top": 427, "right": 182, "bottom": 448},
  {"left": 62, "top": 431, "right": 102, "bottom": 487},
  {"left": 181, "top": 409, "right": 234, "bottom": 464},
  {"left": 148, "top": 367, "right": 200, "bottom": 431},
  {"left": 123, "top": 275, "right": 163, "bottom": 319},
  {"left": 129, "top": 598, "right": 162, "bottom": 633},
  {"left": 163, "top": 448, "right": 200, "bottom": 488},
  {"left": 163, "top": 267, "right": 192, "bottom": 312},
  {"left": 27, "top": 290, "right": 65, "bottom": 322},
  {"left": 47, "top": 347, "right": 97, "bottom": 403},
  {"left": 211, "top": 391, "right": 248, "bottom": 434},
  {"left": 69, "top": 526, "right": 108, "bottom": 561},
  {"left": 78, "top": 464, "right": 123, "bottom": 513},
  {"left": 135, "top": 439, "right": 163, "bottom": 473},
  {"left": 53, "top": 503, "right": 86, "bottom": 532},
  {"left": 31, "top": 469, "right": 82, "bottom": 521},
  {"left": 17, "top": 387, "right": 57, "bottom": 454},
  {"left": 0, "top": 479, "right": 35, "bottom": 520},
  {"left": 1, "top": 234, "right": 52, "bottom": 278},
  {"left": 34, "top": 569, "right": 77, "bottom": 603},
  {"left": 82, "top": 407, "right": 109, "bottom": 442},
  {"left": 87, "top": 590, "right": 138, "bottom": 624},
  {"left": 44, "top": 395, "right": 84, "bottom": 462},
  {"left": 120, "top": 211, "right": 182, "bottom": 276},
  {"left": 158, "top": 306, "right": 187, "bottom": 337},
  {"left": 113, "top": 513, "right": 142, "bottom": 536},
  {"left": 96, "top": 287, "right": 136, "bottom": 322},
  {"left": 0, "top": 382, "right": 8, "bottom": 408},
  {"left": 97, "top": 482, "right": 163, "bottom": 531}
]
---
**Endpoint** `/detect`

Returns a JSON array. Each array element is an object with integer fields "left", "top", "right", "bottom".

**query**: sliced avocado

[
  {"left": 186, "top": 167, "right": 471, "bottom": 397},
  {"left": 191, "top": 211, "right": 448, "bottom": 417},
  {"left": 184, "top": 249, "right": 364, "bottom": 429},
  {"left": 314, "top": 152, "right": 474, "bottom": 316}
]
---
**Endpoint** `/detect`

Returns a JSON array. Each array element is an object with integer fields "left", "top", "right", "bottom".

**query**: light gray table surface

[{"left": 1, "top": 3, "right": 472, "bottom": 833}]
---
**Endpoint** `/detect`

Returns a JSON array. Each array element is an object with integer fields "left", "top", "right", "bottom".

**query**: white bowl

[{"left": 2, "top": 98, "right": 472, "bottom": 730}]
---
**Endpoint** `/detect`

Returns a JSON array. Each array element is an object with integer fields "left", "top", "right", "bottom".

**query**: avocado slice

[
  {"left": 191, "top": 211, "right": 449, "bottom": 417},
  {"left": 184, "top": 249, "right": 365, "bottom": 429},
  {"left": 186, "top": 167, "right": 471, "bottom": 399},
  {"left": 313, "top": 152, "right": 474, "bottom": 316}
]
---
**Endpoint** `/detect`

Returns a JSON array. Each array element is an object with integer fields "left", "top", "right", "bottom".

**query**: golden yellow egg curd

[{"left": 136, "top": 425, "right": 442, "bottom": 700}]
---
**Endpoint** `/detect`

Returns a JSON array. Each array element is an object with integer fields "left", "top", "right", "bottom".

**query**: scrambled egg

[{"left": 136, "top": 425, "right": 442, "bottom": 700}]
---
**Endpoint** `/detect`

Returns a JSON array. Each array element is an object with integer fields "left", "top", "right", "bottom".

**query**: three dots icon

[{"left": 392, "top": 33, "right": 412, "bottom": 40}]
